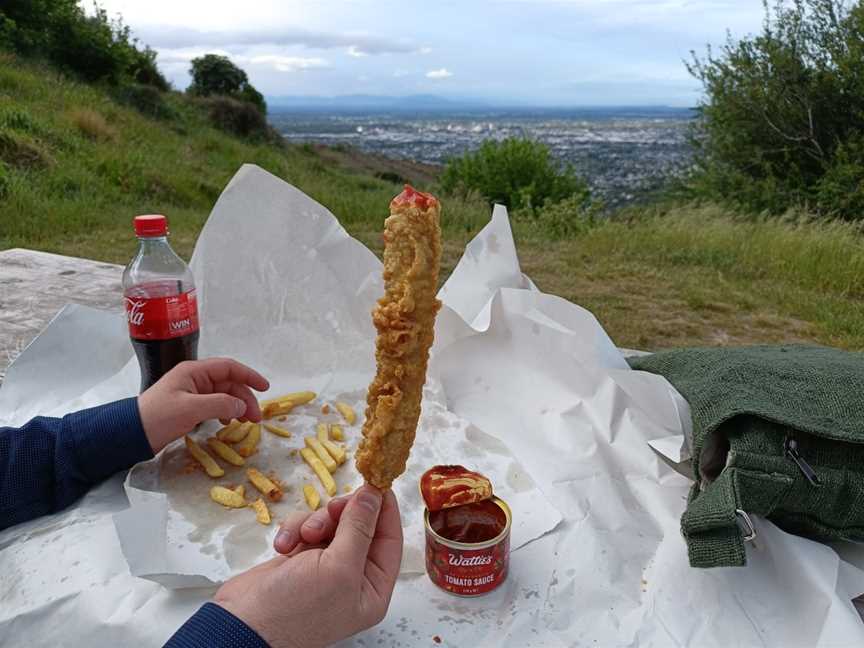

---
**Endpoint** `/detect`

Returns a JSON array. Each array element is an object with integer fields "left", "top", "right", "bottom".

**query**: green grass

[
  {"left": 510, "top": 205, "right": 864, "bottom": 351},
  {"left": 2, "top": 54, "right": 863, "bottom": 352},
  {"left": 0, "top": 54, "right": 488, "bottom": 263}
]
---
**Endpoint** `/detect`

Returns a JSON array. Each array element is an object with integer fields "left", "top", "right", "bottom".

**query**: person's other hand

[
  {"left": 138, "top": 358, "right": 269, "bottom": 452},
  {"left": 214, "top": 485, "right": 403, "bottom": 648}
]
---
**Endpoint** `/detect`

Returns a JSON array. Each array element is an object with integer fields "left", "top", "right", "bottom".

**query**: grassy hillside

[{"left": 1, "top": 54, "right": 862, "bottom": 351}]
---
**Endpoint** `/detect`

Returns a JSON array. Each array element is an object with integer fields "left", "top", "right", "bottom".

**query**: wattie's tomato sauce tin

[{"left": 424, "top": 496, "right": 512, "bottom": 596}]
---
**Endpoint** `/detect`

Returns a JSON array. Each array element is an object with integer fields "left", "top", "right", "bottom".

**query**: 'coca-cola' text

[{"left": 125, "top": 290, "right": 199, "bottom": 340}]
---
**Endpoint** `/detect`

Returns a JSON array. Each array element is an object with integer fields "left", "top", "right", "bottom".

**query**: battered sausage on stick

[{"left": 355, "top": 185, "right": 442, "bottom": 489}]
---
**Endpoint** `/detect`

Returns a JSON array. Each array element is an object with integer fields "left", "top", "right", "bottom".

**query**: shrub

[
  {"left": 128, "top": 46, "right": 170, "bottom": 91},
  {"left": 375, "top": 171, "right": 406, "bottom": 185},
  {"left": 0, "top": 1, "right": 169, "bottom": 89},
  {"left": 0, "top": 15, "right": 15, "bottom": 51},
  {"left": 50, "top": 6, "right": 133, "bottom": 84},
  {"left": 113, "top": 83, "right": 175, "bottom": 120},
  {"left": 535, "top": 192, "right": 601, "bottom": 240},
  {"left": 687, "top": 0, "right": 864, "bottom": 219},
  {"left": 200, "top": 96, "right": 269, "bottom": 139},
  {"left": 69, "top": 109, "right": 116, "bottom": 141},
  {"left": 188, "top": 54, "right": 267, "bottom": 114},
  {"left": 816, "top": 134, "right": 864, "bottom": 218},
  {"left": 440, "top": 138, "right": 590, "bottom": 212}
]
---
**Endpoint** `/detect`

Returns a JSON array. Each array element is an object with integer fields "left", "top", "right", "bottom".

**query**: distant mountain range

[
  {"left": 267, "top": 94, "right": 492, "bottom": 111},
  {"left": 266, "top": 94, "right": 693, "bottom": 114}
]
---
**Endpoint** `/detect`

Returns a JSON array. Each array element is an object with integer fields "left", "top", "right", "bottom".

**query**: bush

[
  {"left": 188, "top": 54, "right": 267, "bottom": 114},
  {"left": 375, "top": 171, "right": 406, "bottom": 185},
  {"left": 0, "top": 1, "right": 169, "bottom": 89},
  {"left": 128, "top": 46, "right": 169, "bottom": 91},
  {"left": 440, "top": 138, "right": 590, "bottom": 212},
  {"left": 113, "top": 83, "right": 175, "bottom": 120},
  {"left": 687, "top": 0, "right": 864, "bottom": 220},
  {"left": 200, "top": 96, "right": 269, "bottom": 139},
  {"left": 815, "top": 134, "right": 864, "bottom": 218},
  {"left": 0, "top": 15, "right": 15, "bottom": 51},
  {"left": 535, "top": 193, "right": 601, "bottom": 240},
  {"left": 50, "top": 7, "right": 133, "bottom": 84}
]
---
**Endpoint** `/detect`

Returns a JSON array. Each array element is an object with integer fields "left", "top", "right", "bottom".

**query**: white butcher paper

[{"left": 1, "top": 164, "right": 863, "bottom": 647}]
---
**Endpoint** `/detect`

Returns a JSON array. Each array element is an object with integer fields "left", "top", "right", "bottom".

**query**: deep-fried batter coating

[{"left": 355, "top": 185, "right": 442, "bottom": 489}]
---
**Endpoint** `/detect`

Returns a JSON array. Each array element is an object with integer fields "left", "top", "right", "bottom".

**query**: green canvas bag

[{"left": 630, "top": 345, "right": 864, "bottom": 568}]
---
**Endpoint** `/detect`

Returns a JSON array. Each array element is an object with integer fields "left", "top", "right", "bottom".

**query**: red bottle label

[{"left": 125, "top": 290, "right": 199, "bottom": 340}]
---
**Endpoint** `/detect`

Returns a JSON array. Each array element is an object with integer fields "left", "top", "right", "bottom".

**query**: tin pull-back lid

[{"left": 420, "top": 465, "right": 494, "bottom": 512}]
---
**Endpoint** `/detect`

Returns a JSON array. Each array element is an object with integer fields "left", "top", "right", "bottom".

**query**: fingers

[
  {"left": 273, "top": 495, "right": 352, "bottom": 555},
  {"left": 299, "top": 495, "right": 351, "bottom": 545},
  {"left": 326, "top": 494, "right": 351, "bottom": 520},
  {"left": 273, "top": 511, "right": 312, "bottom": 554},
  {"left": 193, "top": 358, "right": 270, "bottom": 393},
  {"left": 223, "top": 383, "right": 263, "bottom": 422},
  {"left": 364, "top": 489, "right": 403, "bottom": 599},
  {"left": 325, "top": 485, "right": 383, "bottom": 573},
  {"left": 190, "top": 392, "right": 247, "bottom": 423}
]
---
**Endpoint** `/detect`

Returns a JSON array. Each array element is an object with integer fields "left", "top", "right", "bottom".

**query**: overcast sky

[{"left": 93, "top": 0, "right": 767, "bottom": 106}]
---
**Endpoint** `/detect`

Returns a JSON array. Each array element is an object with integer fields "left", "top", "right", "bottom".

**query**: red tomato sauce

[
  {"left": 420, "top": 464, "right": 493, "bottom": 512},
  {"left": 429, "top": 499, "right": 507, "bottom": 544},
  {"left": 390, "top": 184, "right": 438, "bottom": 211}
]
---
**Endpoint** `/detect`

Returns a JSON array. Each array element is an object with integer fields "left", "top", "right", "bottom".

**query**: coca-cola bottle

[{"left": 123, "top": 214, "right": 200, "bottom": 392}]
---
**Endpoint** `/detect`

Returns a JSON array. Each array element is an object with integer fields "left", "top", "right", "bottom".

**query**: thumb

[
  {"left": 326, "top": 485, "right": 383, "bottom": 571},
  {"left": 189, "top": 393, "right": 247, "bottom": 423}
]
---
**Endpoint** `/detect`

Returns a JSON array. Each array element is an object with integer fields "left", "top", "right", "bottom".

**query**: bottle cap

[{"left": 133, "top": 214, "right": 168, "bottom": 237}]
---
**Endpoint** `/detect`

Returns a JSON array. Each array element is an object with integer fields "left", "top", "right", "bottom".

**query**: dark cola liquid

[{"left": 131, "top": 330, "right": 199, "bottom": 392}]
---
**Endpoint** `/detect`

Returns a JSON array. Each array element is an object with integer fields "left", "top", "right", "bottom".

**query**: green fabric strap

[
  {"left": 681, "top": 476, "right": 746, "bottom": 568},
  {"left": 682, "top": 466, "right": 795, "bottom": 568}
]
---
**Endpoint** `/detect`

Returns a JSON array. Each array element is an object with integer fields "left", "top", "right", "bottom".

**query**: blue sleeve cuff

[
  {"left": 62, "top": 397, "right": 153, "bottom": 483},
  {"left": 164, "top": 603, "right": 270, "bottom": 648}
]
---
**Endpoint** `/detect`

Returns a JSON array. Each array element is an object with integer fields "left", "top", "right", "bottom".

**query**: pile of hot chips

[
  {"left": 183, "top": 391, "right": 359, "bottom": 525},
  {"left": 299, "top": 401, "right": 356, "bottom": 507}
]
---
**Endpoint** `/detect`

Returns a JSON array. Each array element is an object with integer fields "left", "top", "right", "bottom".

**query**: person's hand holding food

[
  {"left": 212, "top": 485, "right": 403, "bottom": 648},
  {"left": 138, "top": 357, "right": 270, "bottom": 453}
]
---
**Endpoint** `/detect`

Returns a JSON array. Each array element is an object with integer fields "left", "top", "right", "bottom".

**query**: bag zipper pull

[{"left": 784, "top": 438, "right": 821, "bottom": 486}]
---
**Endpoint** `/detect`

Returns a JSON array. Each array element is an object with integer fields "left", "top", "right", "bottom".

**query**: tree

[
  {"left": 687, "top": 0, "right": 864, "bottom": 219},
  {"left": 187, "top": 54, "right": 267, "bottom": 114}
]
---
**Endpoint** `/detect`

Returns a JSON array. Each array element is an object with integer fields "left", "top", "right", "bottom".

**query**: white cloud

[
  {"left": 426, "top": 68, "right": 453, "bottom": 79},
  {"left": 155, "top": 49, "right": 329, "bottom": 73},
  {"left": 418, "top": 47, "right": 433, "bottom": 55},
  {"left": 137, "top": 25, "right": 421, "bottom": 56},
  {"left": 246, "top": 55, "right": 330, "bottom": 72},
  {"left": 156, "top": 47, "right": 232, "bottom": 63}
]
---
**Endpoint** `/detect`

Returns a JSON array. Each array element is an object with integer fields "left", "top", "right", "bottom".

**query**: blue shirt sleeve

[
  {"left": 0, "top": 397, "right": 154, "bottom": 531},
  {"left": 164, "top": 603, "right": 270, "bottom": 648}
]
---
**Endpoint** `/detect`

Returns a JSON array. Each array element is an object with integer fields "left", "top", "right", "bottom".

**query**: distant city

[{"left": 269, "top": 100, "right": 695, "bottom": 206}]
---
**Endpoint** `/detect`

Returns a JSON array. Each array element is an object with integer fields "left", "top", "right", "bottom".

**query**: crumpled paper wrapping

[
  {"left": 113, "top": 166, "right": 561, "bottom": 587},
  {"left": 2, "top": 165, "right": 863, "bottom": 647}
]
